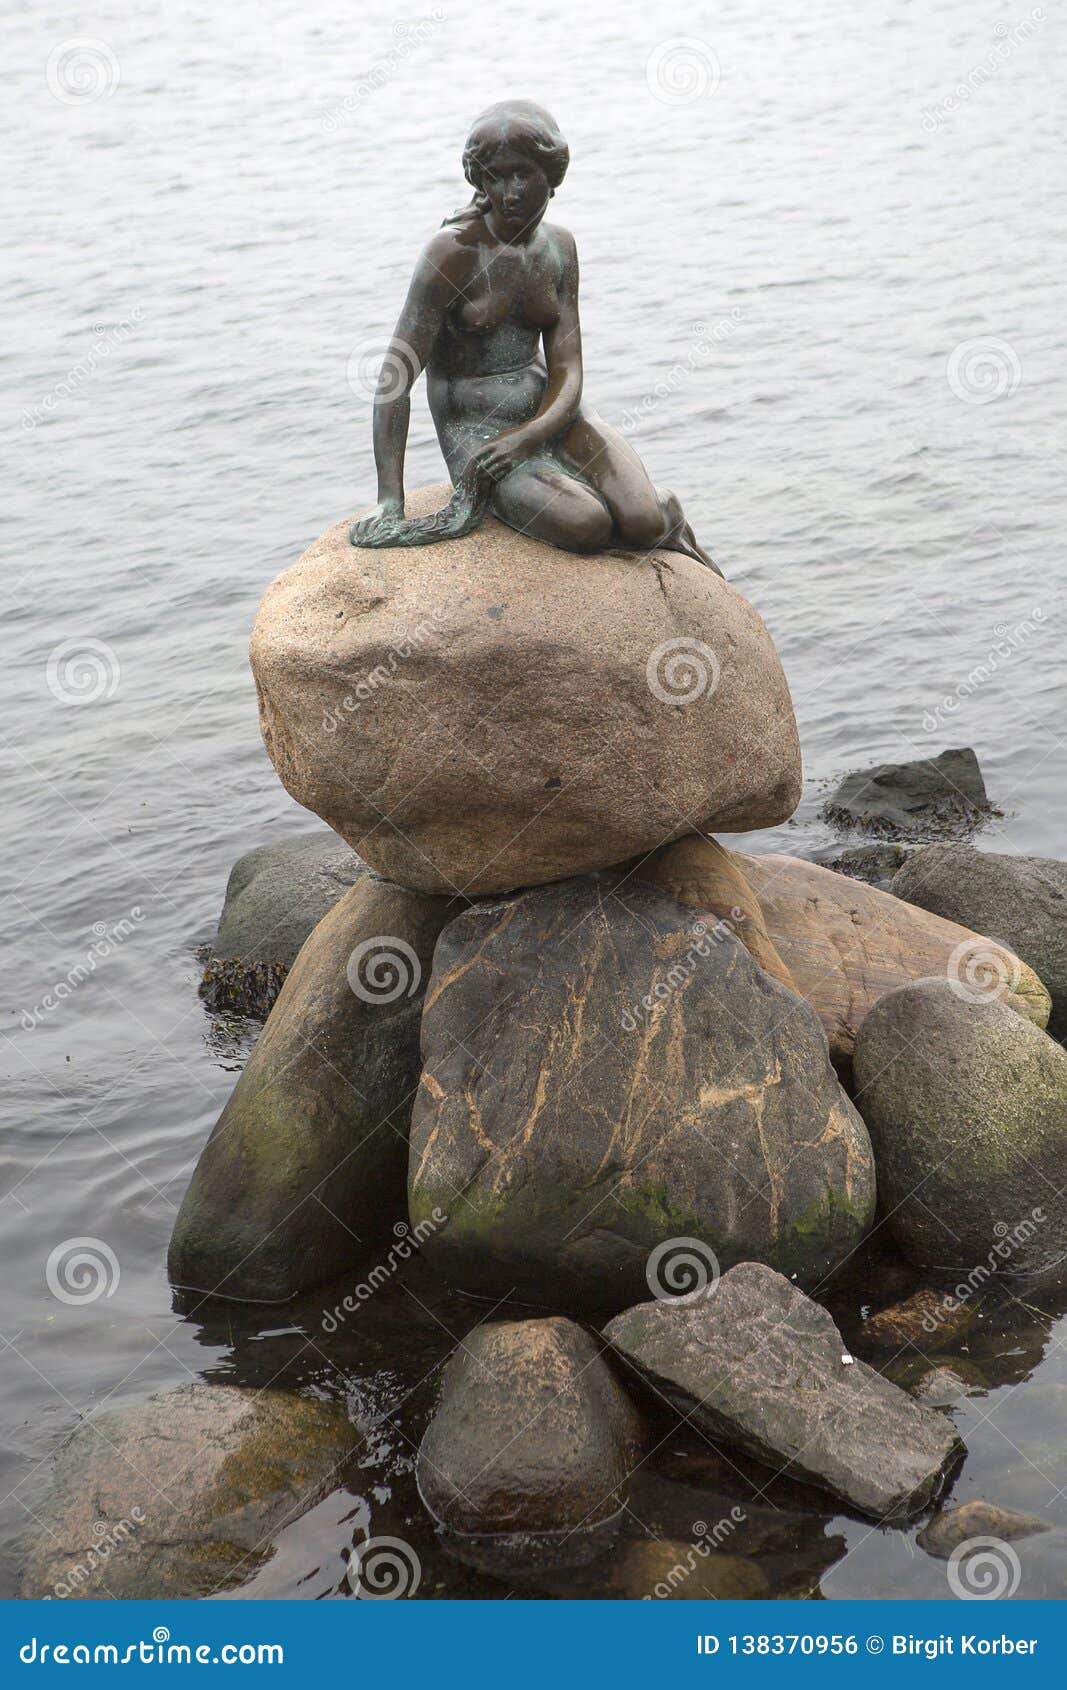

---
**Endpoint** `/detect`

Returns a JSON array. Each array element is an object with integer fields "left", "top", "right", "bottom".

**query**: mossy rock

[
  {"left": 20, "top": 1384, "right": 357, "bottom": 1599},
  {"left": 853, "top": 978, "right": 1067, "bottom": 1277}
]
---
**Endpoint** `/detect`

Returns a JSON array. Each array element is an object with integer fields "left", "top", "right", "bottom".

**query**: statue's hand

[
  {"left": 469, "top": 430, "right": 538, "bottom": 484},
  {"left": 349, "top": 498, "right": 404, "bottom": 547}
]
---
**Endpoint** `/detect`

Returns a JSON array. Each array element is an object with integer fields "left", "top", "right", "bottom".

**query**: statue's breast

[{"left": 453, "top": 256, "right": 561, "bottom": 336}]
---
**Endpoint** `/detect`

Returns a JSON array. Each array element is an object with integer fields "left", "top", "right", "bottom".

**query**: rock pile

[{"left": 76, "top": 499, "right": 1067, "bottom": 1585}]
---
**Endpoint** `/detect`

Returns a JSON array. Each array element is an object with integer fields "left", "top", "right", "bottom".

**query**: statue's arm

[
  {"left": 368, "top": 236, "right": 458, "bottom": 509},
  {"left": 522, "top": 230, "right": 583, "bottom": 450}
]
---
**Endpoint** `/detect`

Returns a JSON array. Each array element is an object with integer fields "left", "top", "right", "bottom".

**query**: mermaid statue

[{"left": 350, "top": 100, "right": 721, "bottom": 574}]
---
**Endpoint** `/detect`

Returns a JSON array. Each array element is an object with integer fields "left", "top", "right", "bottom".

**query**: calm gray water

[{"left": 4, "top": 0, "right": 1067, "bottom": 1599}]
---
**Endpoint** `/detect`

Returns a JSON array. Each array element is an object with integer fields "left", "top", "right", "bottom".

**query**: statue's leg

[
  {"left": 490, "top": 460, "right": 613, "bottom": 554},
  {"left": 562, "top": 415, "right": 723, "bottom": 576}
]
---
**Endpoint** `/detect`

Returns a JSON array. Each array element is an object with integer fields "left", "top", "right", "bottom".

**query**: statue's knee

[
  {"left": 616, "top": 505, "right": 667, "bottom": 551},
  {"left": 569, "top": 501, "right": 613, "bottom": 553}
]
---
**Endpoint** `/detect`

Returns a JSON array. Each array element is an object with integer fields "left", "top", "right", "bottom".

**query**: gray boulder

[
  {"left": 823, "top": 747, "right": 989, "bottom": 838},
  {"left": 852, "top": 978, "right": 1067, "bottom": 1276},
  {"left": 172, "top": 873, "right": 465, "bottom": 1300},
  {"left": 417, "top": 1318, "right": 644, "bottom": 1537},
  {"left": 20, "top": 1384, "right": 357, "bottom": 1599},
  {"left": 216, "top": 831, "right": 365, "bottom": 962},
  {"left": 409, "top": 878, "right": 876, "bottom": 1309},
  {"left": 604, "top": 1262, "right": 963, "bottom": 1521},
  {"left": 891, "top": 844, "right": 1067, "bottom": 1031},
  {"left": 201, "top": 832, "right": 365, "bottom": 1018}
]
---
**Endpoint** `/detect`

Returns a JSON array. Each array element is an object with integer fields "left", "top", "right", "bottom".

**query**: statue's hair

[{"left": 444, "top": 101, "right": 569, "bottom": 227}]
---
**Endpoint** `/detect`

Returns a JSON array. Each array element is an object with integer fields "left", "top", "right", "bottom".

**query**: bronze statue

[{"left": 350, "top": 100, "right": 720, "bottom": 572}]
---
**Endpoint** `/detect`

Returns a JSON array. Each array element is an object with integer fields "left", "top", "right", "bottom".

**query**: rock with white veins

[
  {"left": 409, "top": 877, "right": 876, "bottom": 1309},
  {"left": 604, "top": 1262, "right": 964, "bottom": 1521}
]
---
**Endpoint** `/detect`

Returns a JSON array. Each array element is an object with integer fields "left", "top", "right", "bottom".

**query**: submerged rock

[
  {"left": 604, "top": 1262, "right": 964, "bottom": 1522},
  {"left": 917, "top": 1500, "right": 1051, "bottom": 1560},
  {"left": 863, "top": 1287, "right": 979, "bottom": 1350},
  {"left": 738, "top": 852, "right": 1049, "bottom": 1072},
  {"left": 20, "top": 1384, "right": 357, "bottom": 1599},
  {"left": 409, "top": 877, "right": 875, "bottom": 1309},
  {"left": 891, "top": 844, "right": 1067, "bottom": 1032},
  {"left": 906, "top": 1363, "right": 988, "bottom": 1406},
  {"left": 250, "top": 486, "right": 801, "bottom": 895},
  {"left": 171, "top": 874, "right": 464, "bottom": 1301},
  {"left": 607, "top": 1541, "right": 770, "bottom": 1600},
  {"left": 853, "top": 978, "right": 1067, "bottom": 1277},
  {"left": 813, "top": 842, "right": 913, "bottom": 890},
  {"left": 417, "top": 1317, "right": 644, "bottom": 1538},
  {"left": 823, "top": 747, "right": 990, "bottom": 839}
]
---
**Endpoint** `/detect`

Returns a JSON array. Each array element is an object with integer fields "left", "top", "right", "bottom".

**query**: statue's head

[{"left": 454, "top": 101, "right": 569, "bottom": 234}]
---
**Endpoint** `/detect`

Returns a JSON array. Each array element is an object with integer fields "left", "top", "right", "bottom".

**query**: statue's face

[{"left": 478, "top": 146, "right": 551, "bottom": 235}]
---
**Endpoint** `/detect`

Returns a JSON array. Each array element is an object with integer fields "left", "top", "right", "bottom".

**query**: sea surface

[{"left": 4, "top": 0, "right": 1067, "bottom": 1600}]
